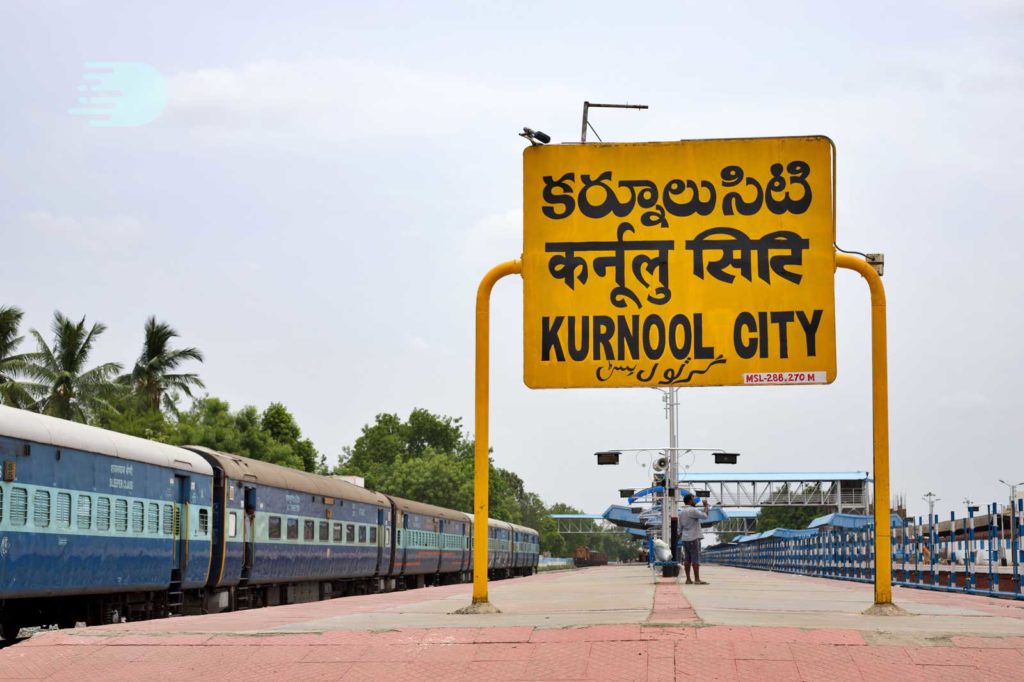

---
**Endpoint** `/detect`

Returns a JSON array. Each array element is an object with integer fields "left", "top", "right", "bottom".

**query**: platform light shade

[
  {"left": 595, "top": 451, "right": 621, "bottom": 465},
  {"left": 967, "top": 505, "right": 980, "bottom": 514},
  {"left": 619, "top": 488, "right": 635, "bottom": 498},
  {"left": 714, "top": 452, "right": 740, "bottom": 464},
  {"left": 630, "top": 507, "right": 642, "bottom": 514},
  {"left": 696, "top": 490, "right": 712, "bottom": 498}
]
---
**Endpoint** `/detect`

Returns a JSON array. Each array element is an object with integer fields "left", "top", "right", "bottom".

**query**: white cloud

[
  {"left": 19, "top": 211, "right": 144, "bottom": 252},
  {"left": 460, "top": 208, "right": 523, "bottom": 269},
  {"left": 163, "top": 57, "right": 577, "bottom": 144}
]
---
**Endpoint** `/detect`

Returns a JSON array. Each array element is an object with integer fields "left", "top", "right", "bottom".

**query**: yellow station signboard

[{"left": 523, "top": 136, "right": 837, "bottom": 389}]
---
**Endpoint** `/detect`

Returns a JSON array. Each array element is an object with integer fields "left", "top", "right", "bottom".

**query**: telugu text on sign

[{"left": 522, "top": 136, "right": 837, "bottom": 389}]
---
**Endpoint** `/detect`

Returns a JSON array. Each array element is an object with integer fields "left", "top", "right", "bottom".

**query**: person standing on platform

[{"left": 679, "top": 494, "right": 709, "bottom": 585}]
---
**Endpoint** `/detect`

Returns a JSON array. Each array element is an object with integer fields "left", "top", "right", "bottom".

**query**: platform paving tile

[
  {"left": 646, "top": 653, "right": 675, "bottom": 682},
  {"left": 853, "top": 661, "right": 929, "bottom": 682},
  {"left": 845, "top": 644, "right": 913, "bottom": 666},
  {"left": 471, "top": 642, "right": 535, "bottom": 660},
  {"left": 9, "top": 626, "right": 1024, "bottom": 679},
  {"left": 788, "top": 642, "right": 855, "bottom": 662},
  {"left": 735, "top": 659, "right": 802, "bottom": 681},
  {"left": 793, "top": 659, "right": 865, "bottom": 682},
  {"left": 731, "top": 640, "right": 794, "bottom": 660},
  {"left": 10, "top": 565, "right": 1024, "bottom": 678},
  {"left": 915, "top": 664, "right": 981, "bottom": 681}
]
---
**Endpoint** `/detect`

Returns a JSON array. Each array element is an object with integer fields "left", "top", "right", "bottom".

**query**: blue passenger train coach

[
  {"left": 0, "top": 406, "right": 213, "bottom": 638},
  {"left": 0, "top": 407, "right": 539, "bottom": 638}
]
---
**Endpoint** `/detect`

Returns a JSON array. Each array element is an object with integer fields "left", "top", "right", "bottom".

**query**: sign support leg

[
  {"left": 470, "top": 259, "right": 522, "bottom": 607},
  {"left": 836, "top": 253, "right": 892, "bottom": 605}
]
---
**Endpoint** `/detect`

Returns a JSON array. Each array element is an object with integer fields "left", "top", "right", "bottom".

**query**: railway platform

[{"left": 2, "top": 564, "right": 1024, "bottom": 680}]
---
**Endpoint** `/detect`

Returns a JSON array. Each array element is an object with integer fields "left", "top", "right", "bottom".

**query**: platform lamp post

[
  {"left": 922, "top": 491, "right": 940, "bottom": 573},
  {"left": 998, "top": 480, "right": 1024, "bottom": 592},
  {"left": 595, "top": 447, "right": 740, "bottom": 576}
]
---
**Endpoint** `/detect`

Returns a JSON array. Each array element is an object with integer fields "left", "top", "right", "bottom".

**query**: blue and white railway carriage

[
  {"left": 488, "top": 519, "right": 514, "bottom": 578},
  {"left": 510, "top": 522, "right": 540, "bottom": 576},
  {"left": 0, "top": 407, "right": 214, "bottom": 636},
  {"left": 187, "top": 447, "right": 392, "bottom": 609},
  {"left": 387, "top": 496, "right": 471, "bottom": 588}
]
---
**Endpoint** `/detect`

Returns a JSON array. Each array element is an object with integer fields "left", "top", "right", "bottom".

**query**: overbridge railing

[{"left": 705, "top": 499, "right": 1024, "bottom": 600}]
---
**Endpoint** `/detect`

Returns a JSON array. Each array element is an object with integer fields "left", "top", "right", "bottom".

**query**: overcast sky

[{"left": 2, "top": 1, "right": 1022, "bottom": 520}]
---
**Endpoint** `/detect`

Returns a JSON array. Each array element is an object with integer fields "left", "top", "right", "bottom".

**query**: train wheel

[{"left": 1, "top": 620, "right": 21, "bottom": 641}]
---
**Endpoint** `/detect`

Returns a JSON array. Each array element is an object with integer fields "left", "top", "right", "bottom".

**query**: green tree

[
  {"left": 93, "top": 389, "right": 170, "bottom": 440},
  {"left": 124, "top": 316, "right": 204, "bottom": 413},
  {"left": 25, "top": 312, "right": 122, "bottom": 422},
  {"left": 168, "top": 398, "right": 291, "bottom": 467},
  {"left": 0, "top": 306, "right": 35, "bottom": 407},
  {"left": 166, "top": 398, "right": 320, "bottom": 471},
  {"left": 755, "top": 505, "right": 829, "bottom": 531},
  {"left": 260, "top": 402, "right": 323, "bottom": 473},
  {"left": 336, "top": 409, "right": 475, "bottom": 491}
]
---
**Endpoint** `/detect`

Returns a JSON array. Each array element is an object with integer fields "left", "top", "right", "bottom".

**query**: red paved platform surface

[
  {"left": 3, "top": 571, "right": 1024, "bottom": 680},
  {"left": 4, "top": 623, "right": 1024, "bottom": 681}
]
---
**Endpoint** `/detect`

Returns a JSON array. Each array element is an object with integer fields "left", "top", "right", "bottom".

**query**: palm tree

[
  {"left": 125, "top": 316, "right": 204, "bottom": 413},
  {"left": 0, "top": 306, "right": 36, "bottom": 407},
  {"left": 26, "top": 312, "right": 123, "bottom": 422}
]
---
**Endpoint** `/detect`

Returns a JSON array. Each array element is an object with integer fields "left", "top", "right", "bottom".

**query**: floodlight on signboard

[
  {"left": 619, "top": 488, "right": 635, "bottom": 498},
  {"left": 696, "top": 490, "right": 712, "bottom": 498},
  {"left": 595, "top": 451, "right": 621, "bottom": 465},
  {"left": 630, "top": 507, "right": 642, "bottom": 514},
  {"left": 714, "top": 452, "right": 740, "bottom": 464}
]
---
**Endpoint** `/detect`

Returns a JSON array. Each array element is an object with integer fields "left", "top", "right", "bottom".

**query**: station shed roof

[{"left": 808, "top": 512, "right": 906, "bottom": 529}]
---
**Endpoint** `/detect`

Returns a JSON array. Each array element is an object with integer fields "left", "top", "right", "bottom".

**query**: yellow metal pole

[
  {"left": 836, "top": 253, "right": 892, "bottom": 605},
  {"left": 472, "top": 259, "right": 522, "bottom": 605}
]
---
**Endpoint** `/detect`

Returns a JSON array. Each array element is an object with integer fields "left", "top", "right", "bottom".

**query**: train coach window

[
  {"left": 346, "top": 524, "right": 355, "bottom": 543},
  {"left": 97, "top": 497, "right": 110, "bottom": 532},
  {"left": 229, "top": 512, "right": 238, "bottom": 538},
  {"left": 77, "top": 495, "right": 92, "bottom": 530},
  {"left": 319, "top": 521, "right": 328, "bottom": 542},
  {"left": 162, "top": 505, "right": 173, "bottom": 535},
  {"left": 56, "top": 492, "right": 71, "bottom": 529},
  {"left": 333, "top": 523, "right": 342, "bottom": 542},
  {"left": 304, "top": 520, "right": 314, "bottom": 541},
  {"left": 33, "top": 490, "right": 50, "bottom": 528},
  {"left": 358, "top": 526, "right": 366, "bottom": 544},
  {"left": 268, "top": 515, "right": 280, "bottom": 539},
  {"left": 147, "top": 503, "right": 159, "bottom": 534},
  {"left": 287, "top": 518, "right": 298, "bottom": 540},
  {"left": 115, "top": 499, "right": 128, "bottom": 532},
  {"left": 132, "top": 501, "right": 144, "bottom": 533},
  {"left": 369, "top": 527, "right": 377, "bottom": 544},
  {"left": 199, "top": 509, "right": 209, "bottom": 535},
  {"left": 9, "top": 489, "right": 26, "bottom": 524}
]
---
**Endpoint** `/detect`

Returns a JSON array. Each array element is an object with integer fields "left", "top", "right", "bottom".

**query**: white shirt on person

[{"left": 678, "top": 505, "right": 708, "bottom": 542}]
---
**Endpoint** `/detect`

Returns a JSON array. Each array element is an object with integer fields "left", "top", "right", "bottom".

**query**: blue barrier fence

[{"left": 704, "top": 499, "right": 1024, "bottom": 600}]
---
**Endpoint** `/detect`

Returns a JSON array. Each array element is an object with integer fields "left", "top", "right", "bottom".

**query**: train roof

[
  {"left": 509, "top": 522, "right": 538, "bottom": 536},
  {"left": 465, "top": 513, "right": 506, "bottom": 527},
  {"left": 386, "top": 495, "right": 472, "bottom": 523},
  {"left": 185, "top": 446, "right": 389, "bottom": 507},
  {"left": 0, "top": 405, "right": 213, "bottom": 475}
]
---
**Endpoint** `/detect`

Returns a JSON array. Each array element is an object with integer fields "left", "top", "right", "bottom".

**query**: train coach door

[
  {"left": 376, "top": 508, "right": 389, "bottom": 576},
  {"left": 173, "top": 476, "right": 189, "bottom": 573},
  {"left": 242, "top": 487, "right": 256, "bottom": 579}
]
